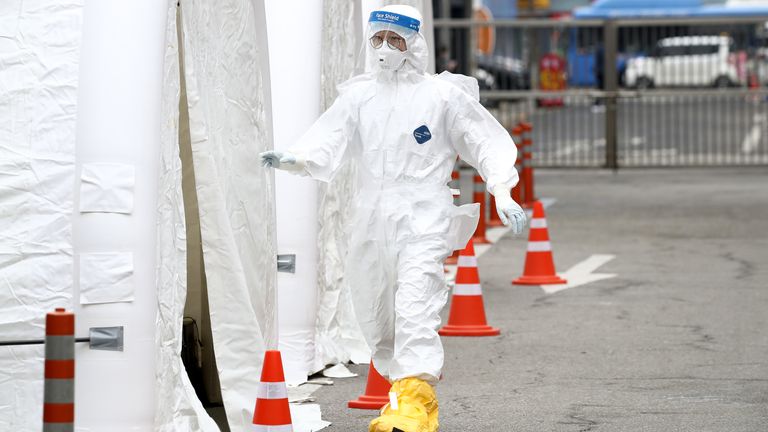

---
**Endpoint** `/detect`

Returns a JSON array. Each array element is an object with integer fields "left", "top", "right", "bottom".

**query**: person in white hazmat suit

[{"left": 261, "top": 5, "right": 525, "bottom": 432}]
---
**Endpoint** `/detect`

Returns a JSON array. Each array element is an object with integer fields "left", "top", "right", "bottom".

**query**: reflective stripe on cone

[
  {"left": 452, "top": 283, "right": 482, "bottom": 296},
  {"left": 457, "top": 255, "right": 477, "bottom": 267},
  {"left": 257, "top": 382, "right": 288, "bottom": 400},
  {"left": 251, "top": 425, "right": 294, "bottom": 432},
  {"left": 527, "top": 241, "right": 552, "bottom": 252}
]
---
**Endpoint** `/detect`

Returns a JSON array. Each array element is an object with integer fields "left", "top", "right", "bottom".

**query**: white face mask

[{"left": 376, "top": 43, "right": 407, "bottom": 71}]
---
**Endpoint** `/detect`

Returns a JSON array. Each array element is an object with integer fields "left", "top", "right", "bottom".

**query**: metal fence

[{"left": 434, "top": 16, "right": 768, "bottom": 167}]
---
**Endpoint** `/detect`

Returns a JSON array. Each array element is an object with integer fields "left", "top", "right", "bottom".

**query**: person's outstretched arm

[
  {"left": 260, "top": 90, "right": 358, "bottom": 181},
  {"left": 448, "top": 88, "right": 526, "bottom": 234}
]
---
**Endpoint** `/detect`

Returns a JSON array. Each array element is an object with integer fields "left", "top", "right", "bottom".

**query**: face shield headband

[{"left": 368, "top": 10, "right": 421, "bottom": 33}]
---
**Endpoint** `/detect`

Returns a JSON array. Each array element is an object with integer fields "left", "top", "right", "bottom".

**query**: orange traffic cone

[
  {"left": 472, "top": 175, "right": 491, "bottom": 244},
  {"left": 511, "top": 125, "right": 524, "bottom": 205},
  {"left": 513, "top": 201, "right": 567, "bottom": 285},
  {"left": 488, "top": 201, "right": 502, "bottom": 226},
  {"left": 445, "top": 248, "right": 460, "bottom": 266},
  {"left": 439, "top": 239, "right": 500, "bottom": 337},
  {"left": 252, "top": 350, "right": 293, "bottom": 431},
  {"left": 749, "top": 72, "right": 759, "bottom": 90},
  {"left": 519, "top": 122, "right": 536, "bottom": 208},
  {"left": 348, "top": 362, "right": 391, "bottom": 410}
]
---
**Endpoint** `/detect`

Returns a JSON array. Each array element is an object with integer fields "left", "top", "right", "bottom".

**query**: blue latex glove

[
  {"left": 492, "top": 185, "right": 527, "bottom": 234},
  {"left": 260, "top": 150, "right": 299, "bottom": 170}
]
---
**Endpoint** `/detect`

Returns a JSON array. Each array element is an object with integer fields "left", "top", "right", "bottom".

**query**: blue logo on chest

[{"left": 413, "top": 125, "right": 432, "bottom": 144}]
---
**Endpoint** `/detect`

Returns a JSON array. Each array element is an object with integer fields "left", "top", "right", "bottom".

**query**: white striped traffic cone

[
  {"left": 513, "top": 201, "right": 566, "bottom": 285},
  {"left": 439, "top": 239, "right": 500, "bottom": 336},
  {"left": 252, "top": 350, "right": 293, "bottom": 431}
]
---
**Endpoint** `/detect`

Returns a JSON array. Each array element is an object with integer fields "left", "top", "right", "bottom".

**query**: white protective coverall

[{"left": 271, "top": 6, "right": 519, "bottom": 385}]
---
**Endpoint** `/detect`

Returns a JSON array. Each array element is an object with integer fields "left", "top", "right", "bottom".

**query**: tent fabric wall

[
  {"left": 0, "top": 0, "right": 275, "bottom": 429},
  {"left": 175, "top": 0, "right": 277, "bottom": 429},
  {"left": 154, "top": 3, "right": 221, "bottom": 430},
  {"left": 0, "top": 1, "right": 82, "bottom": 429},
  {"left": 313, "top": 0, "right": 371, "bottom": 370}
]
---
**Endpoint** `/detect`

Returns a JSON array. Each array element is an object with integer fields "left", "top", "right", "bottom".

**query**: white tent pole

[
  {"left": 264, "top": 0, "right": 324, "bottom": 385},
  {"left": 74, "top": 0, "right": 167, "bottom": 429}
]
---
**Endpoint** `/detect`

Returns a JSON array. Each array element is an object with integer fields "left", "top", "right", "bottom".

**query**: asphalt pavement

[{"left": 312, "top": 168, "right": 768, "bottom": 431}]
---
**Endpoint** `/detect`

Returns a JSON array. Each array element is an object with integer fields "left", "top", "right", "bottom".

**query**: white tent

[
  {"left": 0, "top": 0, "right": 433, "bottom": 430},
  {"left": 1, "top": 0, "right": 275, "bottom": 429}
]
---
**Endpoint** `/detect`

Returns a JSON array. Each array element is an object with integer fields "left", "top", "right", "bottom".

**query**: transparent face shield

[{"left": 355, "top": 10, "right": 423, "bottom": 74}]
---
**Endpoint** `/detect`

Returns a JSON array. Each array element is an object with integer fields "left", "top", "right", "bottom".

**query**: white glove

[
  {"left": 492, "top": 184, "right": 527, "bottom": 234},
  {"left": 259, "top": 150, "right": 304, "bottom": 171}
]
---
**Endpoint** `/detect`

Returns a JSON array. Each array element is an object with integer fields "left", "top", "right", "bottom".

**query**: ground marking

[
  {"left": 553, "top": 140, "right": 591, "bottom": 157},
  {"left": 541, "top": 254, "right": 617, "bottom": 295},
  {"left": 741, "top": 113, "right": 765, "bottom": 154}
]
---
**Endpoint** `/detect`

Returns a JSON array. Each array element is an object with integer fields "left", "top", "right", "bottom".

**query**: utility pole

[{"left": 604, "top": 20, "right": 619, "bottom": 170}]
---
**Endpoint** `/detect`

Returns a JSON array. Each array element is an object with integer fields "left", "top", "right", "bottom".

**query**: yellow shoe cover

[{"left": 368, "top": 378, "right": 439, "bottom": 432}]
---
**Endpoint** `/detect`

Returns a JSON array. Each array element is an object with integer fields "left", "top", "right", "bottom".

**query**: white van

[{"left": 625, "top": 36, "right": 742, "bottom": 89}]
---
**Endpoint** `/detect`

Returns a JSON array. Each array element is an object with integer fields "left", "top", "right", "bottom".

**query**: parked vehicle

[
  {"left": 476, "top": 54, "right": 531, "bottom": 90},
  {"left": 625, "top": 36, "right": 744, "bottom": 89},
  {"left": 474, "top": 67, "right": 498, "bottom": 108}
]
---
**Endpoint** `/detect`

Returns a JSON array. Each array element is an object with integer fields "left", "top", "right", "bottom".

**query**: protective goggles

[{"left": 369, "top": 33, "right": 407, "bottom": 52}]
